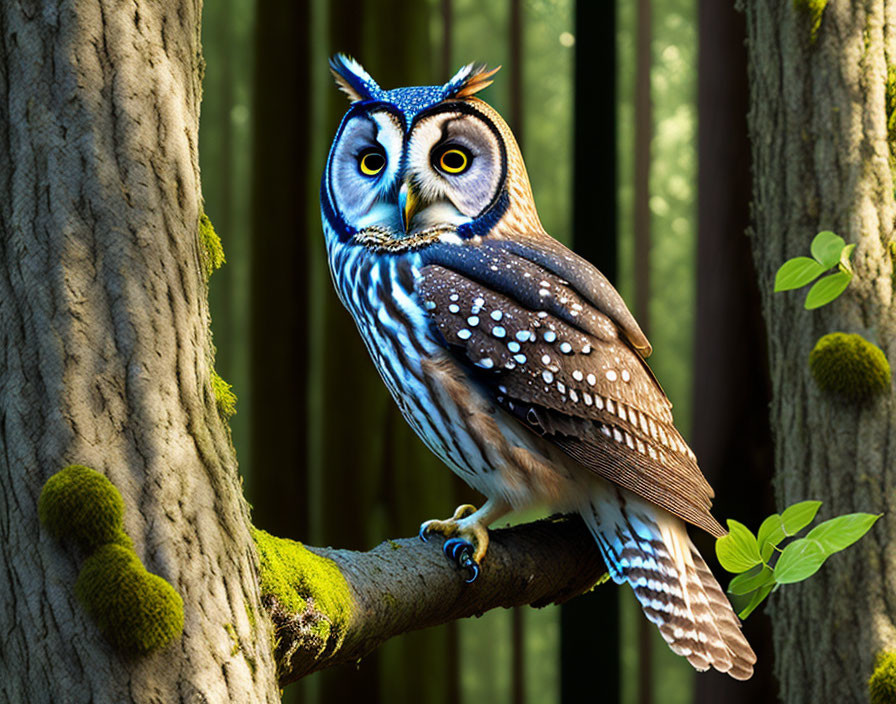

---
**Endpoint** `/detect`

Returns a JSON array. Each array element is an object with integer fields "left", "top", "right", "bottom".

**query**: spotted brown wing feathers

[
  {"left": 493, "top": 236, "right": 653, "bottom": 357},
  {"left": 417, "top": 257, "right": 723, "bottom": 538}
]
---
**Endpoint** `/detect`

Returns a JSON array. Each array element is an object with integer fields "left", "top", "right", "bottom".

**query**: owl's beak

[{"left": 398, "top": 181, "right": 421, "bottom": 233}]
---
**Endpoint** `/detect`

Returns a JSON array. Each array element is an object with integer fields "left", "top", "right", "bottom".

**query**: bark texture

[
  {"left": 0, "top": 2, "right": 278, "bottom": 701},
  {"left": 741, "top": 1, "right": 896, "bottom": 701}
]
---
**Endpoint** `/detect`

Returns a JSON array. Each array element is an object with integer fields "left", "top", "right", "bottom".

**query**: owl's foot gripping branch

[
  {"left": 418, "top": 499, "right": 511, "bottom": 583},
  {"left": 253, "top": 516, "right": 607, "bottom": 686}
]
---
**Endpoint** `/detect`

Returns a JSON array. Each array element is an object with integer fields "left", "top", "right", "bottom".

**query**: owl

[{"left": 321, "top": 54, "right": 755, "bottom": 680}]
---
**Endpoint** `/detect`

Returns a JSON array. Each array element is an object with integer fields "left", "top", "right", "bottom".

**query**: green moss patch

[
  {"left": 809, "top": 332, "right": 891, "bottom": 402},
  {"left": 76, "top": 544, "right": 184, "bottom": 654},
  {"left": 211, "top": 369, "right": 237, "bottom": 418},
  {"left": 252, "top": 528, "right": 353, "bottom": 665},
  {"left": 198, "top": 212, "right": 225, "bottom": 280},
  {"left": 886, "top": 67, "right": 896, "bottom": 174},
  {"left": 252, "top": 528, "right": 352, "bottom": 629},
  {"left": 38, "top": 465, "right": 129, "bottom": 552},
  {"left": 793, "top": 0, "right": 827, "bottom": 44},
  {"left": 39, "top": 465, "right": 184, "bottom": 654},
  {"left": 870, "top": 651, "right": 896, "bottom": 704}
]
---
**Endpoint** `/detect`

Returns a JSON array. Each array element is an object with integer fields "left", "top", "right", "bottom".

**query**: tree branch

[{"left": 273, "top": 515, "right": 607, "bottom": 685}]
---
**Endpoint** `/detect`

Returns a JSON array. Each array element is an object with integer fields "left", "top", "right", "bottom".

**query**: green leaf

[
  {"left": 774, "top": 538, "right": 828, "bottom": 584},
  {"left": 738, "top": 583, "right": 774, "bottom": 619},
  {"left": 757, "top": 514, "right": 786, "bottom": 562},
  {"left": 839, "top": 243, "right": 856, "bottom": 270},
  {"left": 716, "top": 519, "right": 762, "bottom": 573},
  {"left": 728, "top": 565, "right": 775, "bottom": 595},
  {"left": 804, "top": 270, "right": 851, "bottom": 309},
  {"left": 810, "top": 231, "right": 846, "bottom": 268},
  {"left": 756, "top": 501, "right": 821, "bottom": 561},
  {"left": 781, "top": 500, "right": 823, "bottom": 534},
  {"left": 805, "top": 513, "right": 881, "bottom": 553},
  {"left": 774, "top": 257, "right": 826, "bottom": 292}
]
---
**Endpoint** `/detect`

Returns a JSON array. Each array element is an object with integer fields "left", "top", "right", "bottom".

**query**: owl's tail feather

[{"left": 584, "top": 498, "right": 756, "bottom": 680}]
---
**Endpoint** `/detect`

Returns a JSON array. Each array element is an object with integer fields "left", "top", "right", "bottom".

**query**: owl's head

[{"left": 322, "top": 55, "right": 539, "bottom": 245}]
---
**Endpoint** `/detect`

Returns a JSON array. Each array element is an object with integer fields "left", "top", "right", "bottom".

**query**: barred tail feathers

[{"left": 582, "top": 498, "right": 756, "bottom": 680}]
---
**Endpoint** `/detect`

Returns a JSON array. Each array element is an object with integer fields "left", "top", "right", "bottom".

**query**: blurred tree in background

[{"left": 197, "top": 1, "right": 772, "bottom": 702}]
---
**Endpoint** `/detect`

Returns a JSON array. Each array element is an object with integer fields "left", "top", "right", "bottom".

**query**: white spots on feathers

[{"left": 417, "top": 266, "right": 694, "bottom": 469}]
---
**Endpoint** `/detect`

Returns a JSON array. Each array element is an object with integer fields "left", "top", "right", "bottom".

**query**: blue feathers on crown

[{"left": 329, "top": 54, "right": 500, "bottom": 107}]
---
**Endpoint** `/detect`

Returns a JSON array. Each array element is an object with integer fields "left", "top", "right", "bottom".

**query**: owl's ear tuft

[
  {"left": 329, "top": 54, "right": 382, "bottom": 103},
  {"left": 442, "top": 63, "right": 501, "bottom": 99}
]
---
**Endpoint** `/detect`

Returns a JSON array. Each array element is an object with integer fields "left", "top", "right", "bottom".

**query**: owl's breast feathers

[{"left": 415, "top": 235, "right": 724, "bottom": 538}]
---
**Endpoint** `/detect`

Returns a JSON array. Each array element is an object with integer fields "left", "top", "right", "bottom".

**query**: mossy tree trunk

[
  {"left": 0, "top": 2, "right": 279, "bottom": 701},
  {"left": 740, "top": 1, "right": 896, "bottom": 701}
]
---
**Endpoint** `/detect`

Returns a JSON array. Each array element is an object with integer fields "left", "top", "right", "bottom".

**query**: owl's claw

[
  {"left": 418, "top": 501, "right": 507, "bottom": 582},
  {"left": 443, "top": 537, "right": 480, "bottom": 582}
]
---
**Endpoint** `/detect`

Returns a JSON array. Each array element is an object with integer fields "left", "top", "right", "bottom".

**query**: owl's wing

[{"left": 417, "top": 237, "right": 723, "bottom": 538}]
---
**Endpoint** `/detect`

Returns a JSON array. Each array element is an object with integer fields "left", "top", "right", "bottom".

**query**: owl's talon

[
  {"left": 418, "top": 499, "right": 509, "bottom": 580},
  {"left": 464, "top": 562, "right": 480, "bottom": 583},
  {"left": 443, "top": 538, "right": 480, "bottom": 582},
  {"left": 443, "top": 537, "right": 472, "bottom": 562}
]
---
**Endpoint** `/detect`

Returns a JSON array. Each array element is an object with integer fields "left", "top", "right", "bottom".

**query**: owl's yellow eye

[
  {"left": 435, "top": 147, "right": 471, "bottom": 175},
  {"left": 358, "top": 149, "right": 386, "bottom": 176}
]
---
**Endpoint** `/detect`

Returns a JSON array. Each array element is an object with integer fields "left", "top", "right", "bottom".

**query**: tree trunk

[
  {"left": 740, "top": 1, "right": 896, "bottom": 701},
  {"left": 562, "top": 3, "right": 621, "bottom": 702},
  {"left": 692, "top": 1, "right": 776, "bottom": 702},
  {"left": 248, "top": 0, "right": 311, "bottom": 540},
  {"left": 0, "top": 2, "right": 279, "bottom": 701}
]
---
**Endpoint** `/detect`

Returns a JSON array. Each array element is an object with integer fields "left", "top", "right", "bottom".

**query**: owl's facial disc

[
  {"left": 402, "top": 108, "right": 505, "bottom": 234},
  {"left": 329, "top": 109, "right": 404, "bottom": 231}
]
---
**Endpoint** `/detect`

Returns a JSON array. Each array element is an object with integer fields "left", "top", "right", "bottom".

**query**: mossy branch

[{"left": 264, "top": 515, "right": 607, "bottom": 686}]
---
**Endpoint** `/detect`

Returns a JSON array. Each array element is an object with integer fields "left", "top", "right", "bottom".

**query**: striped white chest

[{"left": 324, "top": 233, "right": 514, "bottom": 496}]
